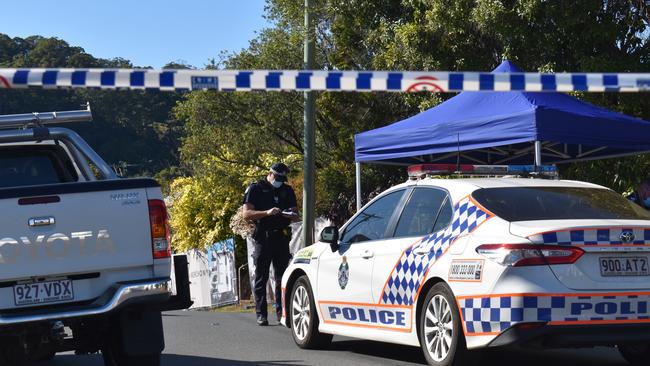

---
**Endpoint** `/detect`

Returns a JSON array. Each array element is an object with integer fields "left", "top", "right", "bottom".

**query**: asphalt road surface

[{"left": 38, "top": 310, "right": 629, "bottom": 366}]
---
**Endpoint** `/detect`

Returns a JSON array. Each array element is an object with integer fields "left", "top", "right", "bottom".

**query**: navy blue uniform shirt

[{"left": 242, "top": 179, "right": 297, "bottom": 230}]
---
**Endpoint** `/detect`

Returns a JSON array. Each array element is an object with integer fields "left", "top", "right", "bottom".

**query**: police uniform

[{"left": 243, "top": 178, "right": 297, "bottom": 321}]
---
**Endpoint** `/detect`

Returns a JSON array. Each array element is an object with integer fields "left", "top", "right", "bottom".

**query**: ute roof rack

[
  {"left": 407, "top": 164, "right": 559, "bottom": 180},
  {"left": 0, "top": 103, "right": 92, "bottom": 130},
  {"left": 0, "top": 103, "right": 117, "bottom": 180}
]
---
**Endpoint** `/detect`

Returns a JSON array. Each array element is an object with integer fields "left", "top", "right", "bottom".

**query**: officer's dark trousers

[{"left": 253, "top": 230, "right": 290, "bottom": 317}]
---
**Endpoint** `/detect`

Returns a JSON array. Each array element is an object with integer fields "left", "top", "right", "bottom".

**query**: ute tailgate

[{"left": 0, "top": 179, "right": 158, "bottom": 281}]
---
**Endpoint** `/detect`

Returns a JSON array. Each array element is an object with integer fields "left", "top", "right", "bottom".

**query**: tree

[
  {"left": 0, "top": 33, "right": 183, "bottom": 178},
  {"left": 169, "top": 0, "right": 650, "bottom": 257}
]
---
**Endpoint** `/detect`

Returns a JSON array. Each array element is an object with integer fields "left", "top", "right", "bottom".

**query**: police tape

[{"left": 2, "top": 68, "right": 650, "bottom": 93}]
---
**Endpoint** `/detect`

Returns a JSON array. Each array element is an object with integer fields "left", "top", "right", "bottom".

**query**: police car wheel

[
  {"left": 290, "top": 276, "right": 332, "bottom": 349},
  {"left": 419, "top": 283, "right": 473, "bottom": 366},
  {"left": 618, "top": 344, "right": 650, "bottom": 365}
]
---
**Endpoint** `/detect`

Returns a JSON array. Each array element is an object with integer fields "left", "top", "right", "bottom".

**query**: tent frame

[{"left": 355, "top": 140, "right": 544, "bottom": 212}]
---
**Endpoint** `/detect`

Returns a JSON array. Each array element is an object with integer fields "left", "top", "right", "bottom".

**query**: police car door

[
  {"left": 370, "top": 187, "right": 452, "bottom": 332},
  {"left": 316, "top": 189, "right": 408, "bottom": 329}
]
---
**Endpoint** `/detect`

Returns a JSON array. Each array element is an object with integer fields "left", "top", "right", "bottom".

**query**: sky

[{"left": 1, "top": 0, "right": 270, "bottom": 68}]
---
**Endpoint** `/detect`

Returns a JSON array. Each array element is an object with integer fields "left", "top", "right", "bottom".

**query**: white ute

[
  {"left": 0, "top": 106, "right": 191, "bottom": 366},
  {"left": 281, "top": 164, "right": 650, "bottom": 366}
]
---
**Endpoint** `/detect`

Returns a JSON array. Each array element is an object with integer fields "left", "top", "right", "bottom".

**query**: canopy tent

[
  {"left": 355, "top": 60, "right": 650, "bottom": 166},
  {"left": 353, "top": 60, "right": 650, "bottom": 209}
]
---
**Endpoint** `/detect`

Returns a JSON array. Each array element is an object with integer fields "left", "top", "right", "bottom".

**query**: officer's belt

[{"left": 256, "top": 227, "right": 291, "bottom": 239}]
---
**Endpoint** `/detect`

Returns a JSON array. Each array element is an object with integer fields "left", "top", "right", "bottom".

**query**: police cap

[{"left": 270, "top": 162, "right": 289, "bottom": 182}]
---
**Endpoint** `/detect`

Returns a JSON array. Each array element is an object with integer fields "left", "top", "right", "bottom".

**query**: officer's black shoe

[{"left": 257, "top": 315, "right": 269, "bottom": 326}]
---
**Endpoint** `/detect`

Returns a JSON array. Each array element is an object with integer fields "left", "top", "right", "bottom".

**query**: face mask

[{"left": 271, "top": 180, "right": 283, "bottom": 188}]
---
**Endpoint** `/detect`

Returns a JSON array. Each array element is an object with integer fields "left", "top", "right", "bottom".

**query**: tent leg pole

[
  {"left": 534, "top": 141, "right": 542, "bottom": 166},
  {"left": 355, "top": 162, "right": 362, "bottom": 212}
]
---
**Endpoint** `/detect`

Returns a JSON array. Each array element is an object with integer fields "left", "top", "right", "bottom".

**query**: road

[{"left": 39, "top": 310, "right": 628, "bottom": 366}]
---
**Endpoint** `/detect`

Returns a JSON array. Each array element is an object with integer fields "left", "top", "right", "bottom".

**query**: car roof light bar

[
  {"left": 0, "top": 103, "right": 92, "bottom": 130},
  {"left": 407, "top": 164, "right": 558, "bottom": 179}
]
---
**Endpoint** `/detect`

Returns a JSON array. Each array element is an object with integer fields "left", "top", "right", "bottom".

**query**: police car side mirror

[{"left": 320, "top": 226, "right": 340, "bottom": 252}]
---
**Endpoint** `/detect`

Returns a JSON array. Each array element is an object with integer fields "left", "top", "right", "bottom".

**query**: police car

[{"left": 281, "top": 164, "right": 650, "bottom": 366}]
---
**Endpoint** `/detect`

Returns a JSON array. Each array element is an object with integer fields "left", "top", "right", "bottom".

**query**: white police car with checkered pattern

[{"left": 281, "top": 164, "right": 650, "bottom": 366}]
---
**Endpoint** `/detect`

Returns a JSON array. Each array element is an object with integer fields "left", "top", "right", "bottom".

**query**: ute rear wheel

[
  {"left": 618, "top": 344, "right": 650, "bottom": 365},
  {"left": 289, "top": 276, "right": 332, "bottom": 349},
  {"left": 102, "top": 337, "right": 161, "bottom": 366},
  {"left": 419, "top": 282, "right": 478, "bottom": 366},
  {"left": 101, "top": 308, "right": 163, "bottom": 366},
  {"left": 33, "top": 349, "right": 56, "bottom": 362},
  {"left": 0, "top": 347, "right": 10, "bottom": 365}
]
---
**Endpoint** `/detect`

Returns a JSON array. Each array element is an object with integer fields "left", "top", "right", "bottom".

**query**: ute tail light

[
  {"left": 476, "top": 244, "right": 584, "bottom": 267},
  {"left": 148, "top": 199, "right": 171, "bottom": 259}
]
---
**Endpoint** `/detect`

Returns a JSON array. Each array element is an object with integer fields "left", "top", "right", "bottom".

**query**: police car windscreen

[{"left": 472, "top": 187, "right": 650, "bottom": 222}]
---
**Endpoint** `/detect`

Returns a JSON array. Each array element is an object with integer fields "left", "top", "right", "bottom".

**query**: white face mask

[{"left": 271, "top": 180, "right": 283, "bottom": 188}]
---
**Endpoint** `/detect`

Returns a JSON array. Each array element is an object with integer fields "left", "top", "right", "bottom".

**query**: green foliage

[
  {"left": 167, "top": 147, "right": 301, "bottom": 252},
  {"left": 0, "top": 34, "right": 183, "bottom": 179},
  {"left": 167, "top": 174, "right": 239, "bottom": 253},
  {"left": 170, "top": 0, "right": 650, "bottom": 255}
]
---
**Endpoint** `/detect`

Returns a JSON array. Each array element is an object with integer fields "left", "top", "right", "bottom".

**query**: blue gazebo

[{"left": 353, "top": 61, "right": 650, "bottom": 208}]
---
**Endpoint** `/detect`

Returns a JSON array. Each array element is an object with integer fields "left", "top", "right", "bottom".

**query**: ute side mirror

[{"left": 320, "top": 226, "right": 340, "bottom": 252}]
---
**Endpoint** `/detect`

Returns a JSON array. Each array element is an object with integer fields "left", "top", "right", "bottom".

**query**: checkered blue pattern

[
  {"left": 529, "top": 228, "right": 650, "bottom": 246},
  {"left": 460, "top": 293, "right": 650, "bottom": 334},
  {"left": 1, "top": 68, "right": 650, "bottom": 92},
  {"left": 380, "top": 197, "right": 493, "bottom": 306}
]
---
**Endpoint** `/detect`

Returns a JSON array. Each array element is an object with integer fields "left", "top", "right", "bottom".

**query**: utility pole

[{"left": 302, "top": 0, "right": 316, "bottom": 247}]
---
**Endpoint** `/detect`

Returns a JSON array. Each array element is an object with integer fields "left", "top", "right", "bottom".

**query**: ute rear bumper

[
  {"left": 0, "top": 278, "right": 170, "bottom": 326},
  {"left": 0, "top": 254, "right": 193, "bottom": 327}
]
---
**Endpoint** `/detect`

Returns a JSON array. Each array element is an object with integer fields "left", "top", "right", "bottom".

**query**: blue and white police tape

[{"left": 2, "top": 68, "right": 650, "bottom": 93}]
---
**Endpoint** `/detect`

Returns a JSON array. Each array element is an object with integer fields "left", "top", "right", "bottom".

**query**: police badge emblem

[{"left": 338, "top": 256, "right": 349, "bottom": 289}]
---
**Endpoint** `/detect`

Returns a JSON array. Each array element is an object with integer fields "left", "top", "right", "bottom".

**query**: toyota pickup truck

[{"left": 0, "top": 106, "right": 191, "bottom": 366}]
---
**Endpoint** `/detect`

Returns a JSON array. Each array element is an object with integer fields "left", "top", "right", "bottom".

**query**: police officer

[{"left": 242, "top": 163, "right": 298, "bottom": 325}]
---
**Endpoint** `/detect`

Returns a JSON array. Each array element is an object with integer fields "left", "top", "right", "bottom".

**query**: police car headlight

[{"left": 476, "top": 244, "right": 584, "bottom": 267}]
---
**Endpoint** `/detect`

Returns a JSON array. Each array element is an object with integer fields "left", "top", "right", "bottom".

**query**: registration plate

[
  {"left": 13, "top": 280, "right": 74, "bottom": 306},
  {"left": 600, "top": 256, "right": 650, "bottom": 277}
]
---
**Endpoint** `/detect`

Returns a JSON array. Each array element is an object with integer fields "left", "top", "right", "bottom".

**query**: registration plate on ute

[
  {"left": 13, "top": 280, "right": 74, "bottom": 306},
  {"left": 600, "top": 256, "right": 650, "bottom": 277}
]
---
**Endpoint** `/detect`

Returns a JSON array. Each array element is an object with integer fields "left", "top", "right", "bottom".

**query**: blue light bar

[
  {"left": 407, "top": 164, "right": 558, "bottom": 178},
  {"left": 506, "top": 165, "right": 558, "bottom": 173}
]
